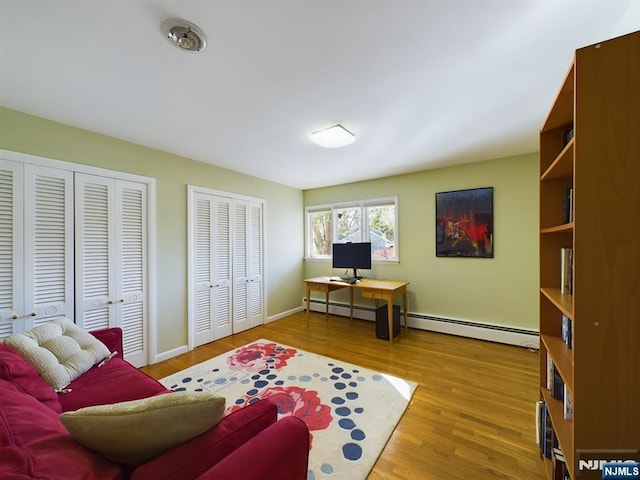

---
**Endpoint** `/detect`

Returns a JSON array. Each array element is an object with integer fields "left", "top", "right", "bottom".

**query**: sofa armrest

[
  {"left": 89, "top": 327, "right": 124, "bottom": 359},
  {"left": 198, "top": 416, "right": 310, "bottom": 480},
  {"left": 131, "top": 400, "right": 279, "bottom": 480}
]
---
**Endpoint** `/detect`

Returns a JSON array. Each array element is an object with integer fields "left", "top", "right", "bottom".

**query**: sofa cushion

[
  {"left": 0, "top": 344, "right": 61, "bottom": 413},
  {"left": 0, "top": 379, "right": 121, "bottom": 480},
  {"left": 60, "top": 391, "right": 226, "bottom": 467},
  {"left": 1, "top": 317, "right": 111, "bottom": 390},
  {"left": 58, "top": 357, "right": 171, "bottom": 412},
  {"left": 131, "top": 399, "right": 278, "bottom": 480}
]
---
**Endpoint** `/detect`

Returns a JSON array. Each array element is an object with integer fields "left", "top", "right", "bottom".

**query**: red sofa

[{"left": 0, "top": 327, "right": 310, "bottom": 480}]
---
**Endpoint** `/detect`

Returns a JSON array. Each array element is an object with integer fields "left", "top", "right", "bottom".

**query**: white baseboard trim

[
  {"left": 154, "top": 344, "right": 189, "bottom": 364},
  {"left": 267, "top": 306, "right": 303, "bottom": 323},
  {"left": 302, "top": 297, "right": 539, "bottom": 349}
]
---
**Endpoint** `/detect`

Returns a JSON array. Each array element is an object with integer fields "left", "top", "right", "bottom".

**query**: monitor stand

[{"left": 341, "top": 269, "right": 361, "bottom": 282}]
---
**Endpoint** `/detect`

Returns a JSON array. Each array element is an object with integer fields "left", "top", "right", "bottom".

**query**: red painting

[{"left": 436, "top": 187, "right": 493, "bottom": 258}]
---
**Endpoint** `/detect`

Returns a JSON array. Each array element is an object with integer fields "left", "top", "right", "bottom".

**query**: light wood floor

[{"left": 141, "top": 312, "right": 546, "bottom": 480}]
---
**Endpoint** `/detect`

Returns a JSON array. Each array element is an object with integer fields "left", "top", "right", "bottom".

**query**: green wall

[
  {"left": 0, "top": 107, "right": 304, "bottom": 355},
  {"left": 304, "top": 153, "right": 539, "bottom": 330},
  {"left": 1, "top": 105, "right": 539, "bottom": 355}
]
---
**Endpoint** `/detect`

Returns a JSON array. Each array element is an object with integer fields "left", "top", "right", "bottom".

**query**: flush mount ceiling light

[
  {"left": 161, "top": 18, "right": 207, "bottom": 53},
  {"left": 310, "top": 124, "right": 355, "bottom": 148}
]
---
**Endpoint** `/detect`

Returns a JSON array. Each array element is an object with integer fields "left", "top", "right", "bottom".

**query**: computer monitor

[{"left": 332, "top": 242, "right": 372, "bottom": 279}]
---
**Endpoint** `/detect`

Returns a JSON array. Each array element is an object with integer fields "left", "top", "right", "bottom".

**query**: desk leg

[
  {"left": 306, "top": 286, "right": 311, "bottom": 327},
  {"left": 325, "top": 291, "right": 329, "bottom": 320},
  {"left": 349, "top": 288, "right": 354, "bottom": 322},
  {"left": 403, "top": 288, "right": 409, "bottom": 333},
  {"left": 387, "top": 295, "right": 394, "bottom": 342}
]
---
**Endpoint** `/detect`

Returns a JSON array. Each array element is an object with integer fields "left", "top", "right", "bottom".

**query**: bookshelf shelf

[
  {"left": 540, "top": 223, "right": 573, "bottom": 235},
  {"left": 540, "top": 334, "right": 573, "bottom": 388},
  {"left": 541, "top": 139, "right": 574, "bottom": 181},
  {"left": 540, "top": 288, "right": 573, "bottom": 318},
  {"left": 538, "top": 31, "right": 639, "bottom": 479}
]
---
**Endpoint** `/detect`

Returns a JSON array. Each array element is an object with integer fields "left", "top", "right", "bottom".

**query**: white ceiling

[{"left": 1, "top": 1, "right": 638, "bottom": 189}]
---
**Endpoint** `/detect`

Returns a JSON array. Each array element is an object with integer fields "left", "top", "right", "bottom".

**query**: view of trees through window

[
  {"left": 368, "top": 204, "right": 395, "bottom": 258},
  {"left": 310, "top": 210, "right": 331, "bottom": 256},
  {"left": 307, "top": 198, "right": 397, "bottom": 260}
]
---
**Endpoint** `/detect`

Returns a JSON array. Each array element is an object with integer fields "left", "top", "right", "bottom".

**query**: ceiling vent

[{"left": 161, "top": 18, "right": 207, "bottom": 53}]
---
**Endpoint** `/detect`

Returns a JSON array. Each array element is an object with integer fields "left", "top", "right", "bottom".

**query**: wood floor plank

[{"left": 141, "top": 312, "right": 546, "bottom": 479}]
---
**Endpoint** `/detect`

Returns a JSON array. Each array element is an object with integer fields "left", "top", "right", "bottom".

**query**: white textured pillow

[
  {"left": 1, "top": 317, "right": 110, "bottom": 390},
  {"left": 60, "top": 392, "right": 226, "bottom": 466}
]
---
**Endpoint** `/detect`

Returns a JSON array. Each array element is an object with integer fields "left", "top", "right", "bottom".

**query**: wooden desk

[{"left": 304, "top": 277, "right": 410, "bottom": 342}]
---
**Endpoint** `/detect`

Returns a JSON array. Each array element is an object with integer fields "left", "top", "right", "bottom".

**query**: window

[
  {"left": 309, "top": 209, "right": 332, "bottom": 256},
  {"left": 306, "top": 196, "right": 398, "bottom": 262},
  {"left": 336, "top": 206, "right": 361, "bottom": 242}
]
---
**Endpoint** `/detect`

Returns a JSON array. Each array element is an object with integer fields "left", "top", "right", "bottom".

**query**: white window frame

[{"left": 305, "top": 196, "right": 399, "bottom": 263}]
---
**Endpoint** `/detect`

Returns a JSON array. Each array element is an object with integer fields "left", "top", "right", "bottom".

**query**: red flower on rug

[
  {"left": 227, "top": 341, "right": 297, "bottom": 372},
  {"left": 229, "top": 386, "right": 333, "bottom": 447}
]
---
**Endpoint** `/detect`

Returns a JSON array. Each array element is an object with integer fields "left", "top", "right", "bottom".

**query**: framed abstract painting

[{"left": 435, "top": 187, "right": 493, "bottom": 258}]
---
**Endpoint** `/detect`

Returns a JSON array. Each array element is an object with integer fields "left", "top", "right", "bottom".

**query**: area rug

[{"left": 160, "top": 339, "right": 417, "bottom": 480}]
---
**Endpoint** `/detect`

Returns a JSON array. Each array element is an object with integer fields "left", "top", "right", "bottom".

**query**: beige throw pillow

[
  {"left": 60, "top": 392, "right": 226, "bottom": 466},
  {"left": 1, "top": 317, "right": 110, "bottom": 390}
]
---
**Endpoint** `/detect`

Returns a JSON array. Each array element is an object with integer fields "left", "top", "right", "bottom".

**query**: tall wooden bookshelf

[{"left": 539, "top": 31, "right": 639, "bottom": 479}]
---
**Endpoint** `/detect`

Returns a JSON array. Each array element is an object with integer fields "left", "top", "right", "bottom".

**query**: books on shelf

[
  {"left": 536, "top": 400, "right": 543, "bottom": 445},
  {"left": 551, "top": 364, "right": 565, "bottom": 402},
  {"left": 536, "top": 400, "right": 571, "bottom": 480},
  {"left": 537, "top": 401, "right": 555, "bottom": 459},
  {"left": 564, "top": 385, "right": 573, "bottom": 422},
  {"left": 546, "top": 352, "right": 554, "bottom": 390},
  {"left": 561, "top": 314, "right": 573, "bottom": 349},
  {"left": 563, "top": 187, "right": 573, "bottom": 224},
  {"left": 552, "top": 447, "right": 570, "bottom": 480},
  {"left": 560, "top": 248, "right": 573, "bottom": 294},
  {"left": 561, "top": 127, "right": 574, "bottom": 148}
]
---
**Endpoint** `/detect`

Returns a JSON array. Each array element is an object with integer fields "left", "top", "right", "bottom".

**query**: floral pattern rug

[{"left": 160, "top": 339, "right": 417, "bottom": 480}]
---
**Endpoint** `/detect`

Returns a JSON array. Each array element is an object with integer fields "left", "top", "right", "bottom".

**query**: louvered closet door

[
  {"left": 75, "top": 174, "right": 115, "bottom": 332},
  {"left": 115, "top": 181, "right": 147, "bottom": 367},
  {"left": 0, "top": 160, "right": 73, "bottom": 339},
  {"left": 75, "top": 174, "right": 147, "bottom": 367},
  {"left": 232, "top": 200, "right": 264, "bottom": 333},
  {"left": 192, "top": 193, "right": 232, "bottom": 347},
  {"left": 0, "top": 160, "right": 24, "bottom": 338},
  {"left": 247, "top": 202, "right": 264, "bottom": 327},
  {"left": 232, "top": 201, "right": 251, "bottom": 333},
  {"left": 24, "top": 165, "right": 75, "bottom": 327}
]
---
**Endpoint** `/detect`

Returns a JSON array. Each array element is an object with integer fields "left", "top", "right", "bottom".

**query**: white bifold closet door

[
  {"left": 193, "top": 194, "right": 233, "bottom": 346},
  {"left": 0, "top": 160, "right": 74, "bottom": 338},
  {"left": 75, "top": 173, "right": 147, "bottom": 367},
  {"left": 190, "top": 190, "right": 264, "bottom": 348},
  {"left": 232, "top": 200, "right": 264, "bottom": 334}
]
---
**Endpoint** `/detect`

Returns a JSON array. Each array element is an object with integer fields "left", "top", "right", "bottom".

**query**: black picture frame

[{"left": 435, "top": 187, "right": 493, "bottom": 258}]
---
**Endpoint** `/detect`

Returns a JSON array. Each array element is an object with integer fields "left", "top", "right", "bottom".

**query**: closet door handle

[
  {"left": 30, "top": 312, "right": 37, "bottom": 317},
  {"left": 12, "top": 314, "right": 19, "bottom": 320}
]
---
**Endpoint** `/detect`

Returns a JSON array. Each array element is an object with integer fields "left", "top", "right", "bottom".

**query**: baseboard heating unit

[{"left": 302, "top": 297, "right": 539, "bottom": 349}]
